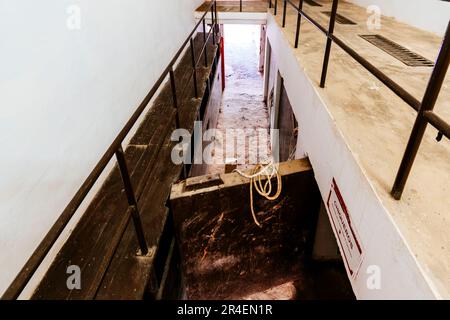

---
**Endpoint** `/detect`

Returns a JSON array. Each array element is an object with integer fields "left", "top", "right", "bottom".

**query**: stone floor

[{"left": 206, "top": 24, "right": 271, "bottom": 174}]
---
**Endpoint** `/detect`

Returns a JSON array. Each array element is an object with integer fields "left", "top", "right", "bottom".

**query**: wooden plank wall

[{"left": 170, "top": 159, "right": 322, "bottom": 299}]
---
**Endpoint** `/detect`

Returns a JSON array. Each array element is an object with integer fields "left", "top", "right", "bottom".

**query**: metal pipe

[
  {"left": 319, "top": 0, "right": 339, "bottom": 88},
  {"left": 115, "top": 146, "right": 148, "bottom": 255},
  {"left": 294, "top": 0, "right": 304, "bottom": 48},
  {"left": 196, "top": 24, "right": 214, "bottom": 68},
  {"left": 211, "top": 5, "right": 215, "bottom": 45},
  {"left": 282, "top": 0, "right": 287, "bottom": 27},
  {"left": 285, "top": 0, "right": 421, "bottom": 111},
  {"left": 215, "top": 1, "right": 219, "bottom": 51},
  {"left": 221, "top": 33, "right": 226, "bottom": 91},
  {"left": 169, "top": 69, "right": 181, "bottom": 129},
  {"left": 286, "top": 0, "right": 327, "bottom": 33},
  {"left": 423, "top": 111, "right": 450, "bottom": 140},
  {"left": 330, "top": 34, "right": 421, "bottom": 111},
  {"left": 215, "top": 0, "right": 218, "bottom": 27},
  {"left": 162, "top": 2, "right": 215, "bottom": 74},
  {"left": 391, "top": 21, "right": 450, "bottom": 200},
  {"left": 202, "top": 19, "right": 208, "bottom": 67},
  {"left": 190, "top": 38, "right": 199, "bottom": 98}
]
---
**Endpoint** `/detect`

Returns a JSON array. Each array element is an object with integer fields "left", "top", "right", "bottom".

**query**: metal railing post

[
  {"left": 169, "top": 68, "right": 181, "bottom": 129},
  {"left": 391, "top": 21, "right": 450, "bottom": 200},
  {"left": 294, "top": 0, "right": 304, "bottom": 48},
  {"left": 215, "top": 0, "right": 218, "bottom": 28},
  {"left": 282, "top": 0, "right": 287, "bottom": 27},
  {"left": 190, "top": 39, "right": 199, "bottom": 98},
  {"left": 214, "top": 1, "right": 220, "bottom": 44},
  {"left": 211, "top": 5, "right": 216, "bottom": 45},
  {"left": 274, "top": 0, "right": 278, "bottom": 15},
  {"left": 115, "top": 146, "right": 149, "bottom": 256},
  {"left": 319, "top": 0, "right": 339, "bottom": 88},
  {"left": 240, "top": 0, "right": 243, "bottom": 12},
  {"left": 202, "top": 19, "right": 208, "bottom": 67},
  {"left": 169, "top": 67, "right": 190, "bottom": 177},
  {"left": 269, "top": 0, "right": 272, "bottom": 9}
]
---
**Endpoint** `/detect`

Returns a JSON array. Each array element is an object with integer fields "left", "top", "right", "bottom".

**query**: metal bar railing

[
  {"left": 283, "top": 0, "right": 421, "bottom": 109},
  {"left": 277, "top": 0, "right": 450, "bottom": 199},
  {"left": 1, "top": 0, "right": 218, "bottom": 301},
  {"left": 215, "top": 1, "right": 218, "bottom": 29},
  {"left": 294, "top": 0, "right": 303, "bottom": 48},
  {"left": 319, "top": 0, "right": 338, "bottom": 88},
  {"left": 196, "top": 24, "right": 215, "bottom": 68},
  {"left": 202, "top": 20, "right": 208, "bottom": 67},
  {"left": 391, "top": 24, "right": 450, "bottom": 199},
  {"left": 190, "top": 39, "right": 199, "bottom": 98},
  {"left": 115, "top": 146, "right": 148, "bottom": 255},
  {"left": 169, "top": 69, "right": 181, "bottom": 129},
  {"left": 211, "top": 5, "right": 216, "bottom": 45}
]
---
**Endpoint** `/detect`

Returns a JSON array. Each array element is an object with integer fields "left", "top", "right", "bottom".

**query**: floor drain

[
  {"left": 322, "top": 11, "right": 357, "bottom": 25},
  {"left": 360, "top": 34, "right": 434, "bottom": 67}
]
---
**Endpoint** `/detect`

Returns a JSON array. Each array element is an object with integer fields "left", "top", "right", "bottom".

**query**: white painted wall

[
  {"left": 265, "top": 13, "right": 437, "bottom": 299},
  {"left": 349, "top": 0, "right": 450, "bottom": 36},
  {"left": 0, "top": 0, "right": 202, "bottom": 297}
]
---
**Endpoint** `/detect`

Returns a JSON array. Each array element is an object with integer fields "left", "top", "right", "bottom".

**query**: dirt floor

[{"left": 205, "top": 24, "right": 271, "bottom": 174}]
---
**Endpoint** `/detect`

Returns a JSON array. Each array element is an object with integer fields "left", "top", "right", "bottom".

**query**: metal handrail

[
  {"left": 275, "top": 0, "right": 450, "bottom": 199},
  {"left": 1, "top": 0, "right": 219, "bottom": 300}
]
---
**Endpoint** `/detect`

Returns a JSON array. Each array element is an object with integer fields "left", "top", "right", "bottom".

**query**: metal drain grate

[
  {"left": 304, "top": 0, "right": 322, "bottom": 7},
  {"left": 360, "top": 34, "right": 435, "bottom": 67},
  {"left": 322, "top": 11, "right": 356, "bottom": 25}
]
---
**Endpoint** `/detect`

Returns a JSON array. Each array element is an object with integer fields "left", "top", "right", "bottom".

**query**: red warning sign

[{"left": 327, "top": 178, "right": 364, "bottom": 280}]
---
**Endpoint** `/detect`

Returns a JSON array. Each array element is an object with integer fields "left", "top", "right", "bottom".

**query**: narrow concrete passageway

[{"left": 206, "top": 24, "right": 270, "bottom": 174}]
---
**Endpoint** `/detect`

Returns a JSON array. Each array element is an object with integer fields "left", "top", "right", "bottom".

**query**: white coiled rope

[{"left": 233, "top": 162, "right": 282, "bottom": 228}]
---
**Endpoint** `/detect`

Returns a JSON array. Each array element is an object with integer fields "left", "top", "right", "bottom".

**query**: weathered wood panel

[
  {"left": 190, "top": 53, "right": 223, "bottom": 177},
  {"left": 95, "top": 35, "right": 220, "bottom": 300},
  {"left": 32, "top": 33, "right": 219, "bottom": 300},
  {"left": 170, "top": 159, "right": 321, "bottom": 299}
]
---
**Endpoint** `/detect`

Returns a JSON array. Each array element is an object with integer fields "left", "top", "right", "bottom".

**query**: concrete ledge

[{"left": 265, "top": 4, "right": 449, "bottom": 298}]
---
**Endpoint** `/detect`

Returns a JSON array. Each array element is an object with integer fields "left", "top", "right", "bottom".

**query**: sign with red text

[{"left": 327, "top": 178, "right": 364, "bottom": 280}]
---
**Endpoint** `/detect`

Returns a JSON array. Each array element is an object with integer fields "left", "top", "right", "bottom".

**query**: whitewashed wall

[
  {"left": 0, "top": 0, "right": 202, "bottom": 297},
  {"left": 265, "top": 13, "right": 437, "bottom": 299},
  {"left": 349, "top": 0, "right": 450, "bottom": 36}
]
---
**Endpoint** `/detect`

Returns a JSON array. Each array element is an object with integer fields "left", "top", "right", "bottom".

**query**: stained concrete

[
  {"left": 206, "top": 24, "right": 271, "bottom": 174},
  {"left": 270, "top": 0, "right": 450, "bottom": 297}
]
